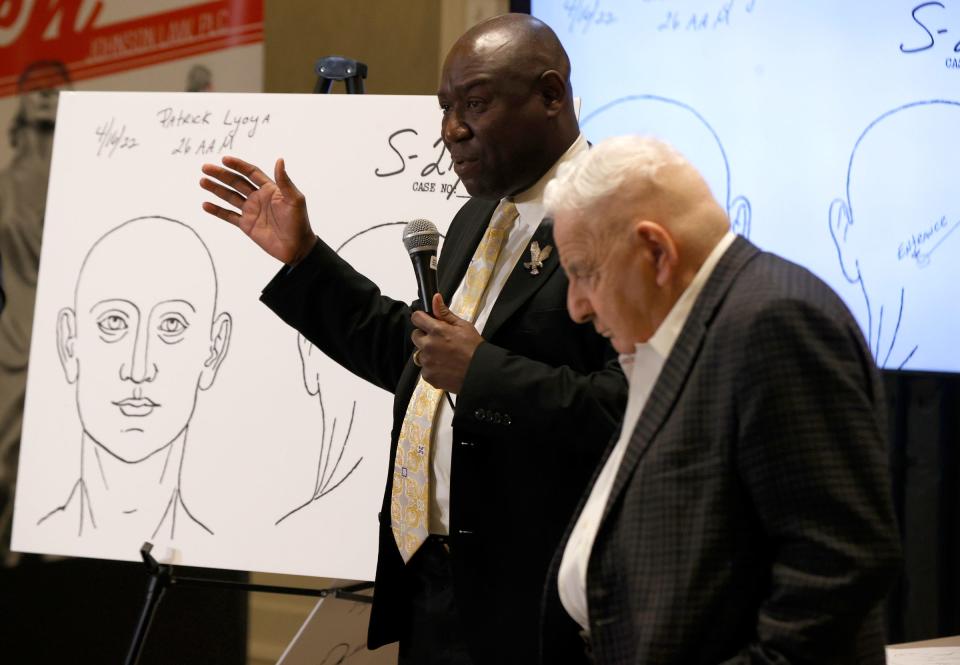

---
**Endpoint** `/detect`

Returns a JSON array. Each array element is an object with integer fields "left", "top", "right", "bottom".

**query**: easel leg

[{"left": 124, "top": 542, "right": 170, "bottom": 665}]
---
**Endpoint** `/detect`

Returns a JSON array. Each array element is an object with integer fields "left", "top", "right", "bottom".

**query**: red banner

[{"left": 0, "top": 0, "right": 263, "bottom": 97}]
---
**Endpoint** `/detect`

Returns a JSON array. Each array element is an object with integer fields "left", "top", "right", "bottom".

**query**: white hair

[{"left": 544, "top": 135, "right": 687, "bottom": 219}]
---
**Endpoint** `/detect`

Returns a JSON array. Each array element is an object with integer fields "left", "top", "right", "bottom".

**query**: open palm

[{"left": 200, "top": 156, "right": 317, "bottom": 265}]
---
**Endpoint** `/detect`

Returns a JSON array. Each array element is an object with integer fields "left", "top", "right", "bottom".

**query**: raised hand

[{"left": 200, "top": 156, "right": 317, "bottom": 265}]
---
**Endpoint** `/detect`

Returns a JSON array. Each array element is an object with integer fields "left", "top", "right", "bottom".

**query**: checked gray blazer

[{"left": 540, "top": 236, "right": 901, "bottom": 665}]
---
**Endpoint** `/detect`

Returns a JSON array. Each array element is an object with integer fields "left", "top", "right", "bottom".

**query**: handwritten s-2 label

[
  {"left": 900, "top": 1, "right": 960, "bottom": 68},
  {"left": 95, "top": 118, "right": 139, "bottom": 158},
  {"left": 374, "top": 128, "right": 469, "bottom": 201}
]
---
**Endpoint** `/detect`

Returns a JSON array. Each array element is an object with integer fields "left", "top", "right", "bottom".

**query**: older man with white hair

[{"left": 539, "top": 136, "right": 901, "bottom": 665}]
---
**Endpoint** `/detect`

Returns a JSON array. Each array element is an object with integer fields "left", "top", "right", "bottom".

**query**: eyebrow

[
  {"left": 438, "top": 76, "right": 494, "bottom": 97},
  {"left": 89, "top": 298, "right": 136, "bottom": 314},
  {"left": 153, "top": 299, "right": 197, "bottom": 313}
]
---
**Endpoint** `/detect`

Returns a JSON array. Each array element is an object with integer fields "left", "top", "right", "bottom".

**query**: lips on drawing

[{"left": 113, "top": 397, "right": 160, "bottom": 417}]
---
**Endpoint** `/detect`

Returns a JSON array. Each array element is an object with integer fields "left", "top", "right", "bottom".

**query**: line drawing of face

[
  {"left": 580, "top": 95, "right": 752, "bottom": 238},
  {"left": 829, "top": 100, "right": 960, "bottom": 371},
  {"left": 56, "top": 217, "right": 232, "bottom": 463}
]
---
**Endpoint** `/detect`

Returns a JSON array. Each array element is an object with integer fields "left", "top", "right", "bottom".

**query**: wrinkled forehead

[
  {"left": 75, "top": 220, "right": 217, "bottom": 315},
  {"left": 553, "top": 207, "right": 605, "bottom": 257}
]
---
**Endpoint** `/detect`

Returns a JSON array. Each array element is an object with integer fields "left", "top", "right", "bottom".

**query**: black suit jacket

[
  {"left": 541, "top": 237, "right": 901, "bottom": 665},
  {"left": 262, "top": 197, "right": 627, "bottom": 663}
]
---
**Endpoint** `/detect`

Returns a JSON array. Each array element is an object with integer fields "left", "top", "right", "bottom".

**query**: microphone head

[{"left": 402, "top": 218, "right": 439, "bottom": 254}]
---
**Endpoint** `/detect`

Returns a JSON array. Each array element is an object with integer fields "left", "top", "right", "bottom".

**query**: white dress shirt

[
  {"left": 428, "top": 133, "right": 589, "bottom": 534},
  {"left": 557, "top": 230, "right": 737, "bottom": 631}
]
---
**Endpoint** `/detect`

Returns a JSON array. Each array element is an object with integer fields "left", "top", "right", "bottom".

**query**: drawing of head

[
  {"left": 296, "top": 221, "right": 413, "bottom": 399},
  {"left": 279, "top": 223, "right": 410, "bottom": 524},
  {"left": 580, "top": 95, "right": 752, "bottom": 237},
  {"left": 56, "top": 217, "right": 232, "bottom": 462},
  {"left": 297, "top": 222, "right": 414, "bottom": 401},
  {"left": 829, "top": 101, "right": 960, "bottom": 370}
]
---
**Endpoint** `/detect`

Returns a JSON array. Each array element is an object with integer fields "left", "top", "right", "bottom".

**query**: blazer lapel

[
  {"left": 481, "top": 220, "right": 560, "bottom": 338},
  {"left": 600, "top": 236, "right": 760, "bottom": 523}
]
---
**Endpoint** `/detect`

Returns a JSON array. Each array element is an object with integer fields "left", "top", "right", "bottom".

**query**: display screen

[{"left": 531, "top": 1, "right": 959, "bottom": 373}]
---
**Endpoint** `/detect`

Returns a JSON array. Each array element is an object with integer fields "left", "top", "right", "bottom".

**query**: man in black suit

[
  {"left": 541, "top": 135, "right": 902, "bottom": 664},
  {"left": 200, "top": 14, "right": 626, "bottom": 665}
]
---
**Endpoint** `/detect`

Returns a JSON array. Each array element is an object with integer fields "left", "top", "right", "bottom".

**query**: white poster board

[
  {"left": 533, "top": 1, "right": 960, "bottom": 372},
  {"left": 11, "top": 91, "right": 469, "bottom": 580}
]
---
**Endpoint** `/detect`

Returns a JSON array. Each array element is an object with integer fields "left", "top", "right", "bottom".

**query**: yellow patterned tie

[{"left": 391, "top": 201, "right": 519, "bottom": 562}]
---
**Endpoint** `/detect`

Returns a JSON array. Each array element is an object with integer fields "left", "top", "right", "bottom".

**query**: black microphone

[{"left": 402, "top": 218, "right": 440, "bottom": 316}]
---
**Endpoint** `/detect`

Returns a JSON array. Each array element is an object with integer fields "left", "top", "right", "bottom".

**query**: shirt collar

[{"left": 640, "top": 230, "right": 737, "bottom": 361}]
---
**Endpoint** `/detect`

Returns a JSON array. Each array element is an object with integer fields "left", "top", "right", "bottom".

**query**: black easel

[
  {"left": 313, "top": 55, "right": 368, "bottom": 94},
  {"left": 125, "top": 542, "right": 373, "bottom": 665}
]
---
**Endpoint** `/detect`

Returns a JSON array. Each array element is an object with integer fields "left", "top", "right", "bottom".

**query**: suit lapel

[
  {"left": 481, "top": 220, "right": 560, "bottom": 338},
  {"left": 600, "top": 236, "right": 760, "bottom": 523}
]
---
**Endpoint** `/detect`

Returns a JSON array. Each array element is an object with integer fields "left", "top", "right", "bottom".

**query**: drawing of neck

[{"left": 79, "top": 428, "right": 186, "bottom": 534}]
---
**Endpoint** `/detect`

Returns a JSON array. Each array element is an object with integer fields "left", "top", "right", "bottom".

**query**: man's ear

[
  {"left": 56, "top": 308, "right": 79, "bottom": 384},
  {"left": 829, "top": 198, "right": 860, "bottom": 283},
  {"left": 537, "top": 70, "right": 568, "bottom": 115},
  {"left": 200, "top": 312, "right": 232, "bottom": 390},
  {"left": 636, "top": 221, "right": 678, "bottom": 288},
  {"left": 729, "top": 195, "right": 752, "bottom": 238},
  {"left": 297, "top": 333, "right": 321, "bottom": 396}
]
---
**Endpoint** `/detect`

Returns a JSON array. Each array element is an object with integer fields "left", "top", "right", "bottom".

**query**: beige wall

[
  {"left": 265, "top": 0, "right": 509, "bottom": 95},
  {"left": 265, "top": 0, "right": 443, "bottom": 95},
  {"left": 250, "top": 1, "right": 507, "bottom": 662}
]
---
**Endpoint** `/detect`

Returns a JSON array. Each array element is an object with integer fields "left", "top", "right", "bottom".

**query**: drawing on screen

[
  {"left": 829, "top": 100, "right": 960, "bottom": 370},
  {"left": 39, "top": 216, "right": 232, "bottom": 539},
  {"left": 275, "top": 221, "right": 412, "bottom": 525},
  {"left": 580, "top": 95, "right": 752, "bottom": 237}
]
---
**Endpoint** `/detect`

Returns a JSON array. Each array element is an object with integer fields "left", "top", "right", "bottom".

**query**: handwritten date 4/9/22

[{"left": 95, "top": 118, "right": 139, "bottom": 158}]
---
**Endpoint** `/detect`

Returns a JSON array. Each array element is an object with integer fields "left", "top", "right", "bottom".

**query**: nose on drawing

[{"left": 123, "top": 345, "right": 158, "bottom": 382}]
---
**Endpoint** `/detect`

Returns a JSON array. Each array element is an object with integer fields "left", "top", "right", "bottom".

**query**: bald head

[
  {"left": 75, "top": 217, "right": 218, "bottom": 318},
  {"left": 450, "top": 14, "right": 571, "bottom": 88},
  {"left": 438, "top": 13, "right": 579, "bottom": 199}
]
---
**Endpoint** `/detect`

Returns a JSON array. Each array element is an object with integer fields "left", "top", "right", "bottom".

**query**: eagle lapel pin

[{"left": 523, "top": 241, "right": 553, "bottom": 276}]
